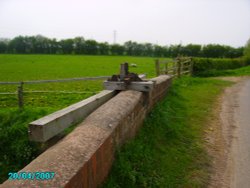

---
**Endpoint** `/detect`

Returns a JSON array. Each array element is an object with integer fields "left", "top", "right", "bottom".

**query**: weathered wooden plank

[
  {"left": 128, "top": 81, "right": 154, "bottom": 91},
  {"left": 167, "top": 67, "right": 175, "bottom": 71},
  {"left": 103, "top": 81, "right": 154, "bottom": 92},
  {"left": 28, "top": 90, "right": 117, "bottom": 142},
  {"left": 181, "top": 60, "right": 191, "bottom": 65},
  {"left": 182, "top": 65, "right": 191, "bottom": 69},
  {"left": 103, "top": 81, "right": 126, "bottom": 90},
  {"left": 181, "top": 71, "right": 190, "bottom": 75},
  {"left": 167, "top": 70, "right": 175, "bottom": 74}
]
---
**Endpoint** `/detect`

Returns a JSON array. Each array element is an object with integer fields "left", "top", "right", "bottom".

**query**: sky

[{"left": 0, "top": 0, "right": 249, "bottom": 47}]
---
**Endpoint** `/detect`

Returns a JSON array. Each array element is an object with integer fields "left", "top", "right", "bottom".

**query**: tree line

[{"left": 0, "top": 35, "right": 244, "bottom": 58}]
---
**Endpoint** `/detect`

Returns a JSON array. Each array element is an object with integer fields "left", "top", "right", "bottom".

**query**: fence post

[
  {"left": 173, "top": 60, "right": 176, "bottom": 76},
  {"left": 189, "top": 58, "right": 193, "bottom": 76},
  {"left": 177, "top": 60, "right": 181, "bottom": 78},
  {"left": 155, "top": 59, "right": 160, "bottom": 76},
  {"left": 181, "top": 60, "right": 184, "bottom": 75},
  {"left": 18, "top": 82, "right": 24, "bottom": 109},
  {"left": 164, "top": 61, "right": 168, "bottom": 74}
]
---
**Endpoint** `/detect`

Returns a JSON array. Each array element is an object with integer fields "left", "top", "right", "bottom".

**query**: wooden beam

[
  {"left": 103, "top": 81, "right": 154, "bottom": 92},
  {"left": 28, "top": 90, "right": 117, "bottom": 142}
]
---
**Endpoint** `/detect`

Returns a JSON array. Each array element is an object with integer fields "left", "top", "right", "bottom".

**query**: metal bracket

[{"left": 104, "top": 62, "right": 154, "bottom": 92}]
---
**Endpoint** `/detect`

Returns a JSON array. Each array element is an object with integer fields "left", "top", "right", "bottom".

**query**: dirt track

[{"left": 208, "top": 77, "right": 250, "bottom": 188}]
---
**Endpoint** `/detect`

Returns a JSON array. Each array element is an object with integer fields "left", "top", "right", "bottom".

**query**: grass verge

[
  {"left": 102, "top": 76, "right": 231, "bottom": 188},
  {"left": 0, "top": 106, "right": 81, "bottom": 183},
  {"left": 193, "top": 65, "right": 250, "bottom": 77},
  {"left": 0, "top": 107, "right": 56, "bottom": 183}
]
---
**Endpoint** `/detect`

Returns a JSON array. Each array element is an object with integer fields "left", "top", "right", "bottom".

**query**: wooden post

[
  {"left": 120, "top": 62, "right": 128, "bottom": 80},
  {"left": 18, "top": 82, "right": 24, "bottom": 109},
  {"left": 173, "top": 60, "right": 176, "bottom": 76},
  {"left": 181, "top": 60, "right": 184, "bottom": 75},
  {"left": 155, "top": 59, "right": 160, "bottom": 76},
  {"left": 189, "top": 59, "right": 193, "bottom": 76},
  {"left": 165, "top": 61, "right": 168, "bottom": 74},
  {"left": 177, "top": 60, "right": 181, "bottom": 78}
]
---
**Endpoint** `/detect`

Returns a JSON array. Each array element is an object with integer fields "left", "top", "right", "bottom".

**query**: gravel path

[
  {"left": 228, "top": 78, "right": 250, "bottom": 188},
  {"left": 208, "top": 77, "right": 250, "bottom": 188}
]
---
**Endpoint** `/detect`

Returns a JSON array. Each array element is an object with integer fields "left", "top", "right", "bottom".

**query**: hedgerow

[{"left": 192, "top": 57, "right": 246, "bottom": 76}]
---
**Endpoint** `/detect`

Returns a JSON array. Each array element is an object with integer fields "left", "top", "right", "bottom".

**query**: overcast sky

[{"left": 0, "top": 0, "right": 249, "bottom": 47}]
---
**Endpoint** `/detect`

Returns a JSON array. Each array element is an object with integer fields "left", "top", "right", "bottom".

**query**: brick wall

[{"left": 2, "top": 75, "right": 172, "bottom": 188}]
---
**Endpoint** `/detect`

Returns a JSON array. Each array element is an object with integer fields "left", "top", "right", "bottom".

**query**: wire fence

[
  {"left": 0, "top": 76, "right": 110, "bottom": 85},
  {"left": 0, "top": 58, "right": 192, "bottom": 109},
  {"left": 0, "top": 76, "right": 110, "bottom": 108}
]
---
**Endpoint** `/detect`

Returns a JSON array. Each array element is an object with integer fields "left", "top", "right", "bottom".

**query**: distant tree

[
  {"left": 143, "top": 43, "right": 154, "bottom": 56},
  {"left": 49, "top": 38, "right": 59, "bottom": 54},
  {"left": 153, "top": 45, "right": 165, "bottom": 57},
  {"left": 0, "top": 41, "right": 7, "bottom": 53},
  {"left": 8, "top": 36, "right": 26, "bottom": 53},
  {"left": 3, "top": 35, "right": 245, "bottom": 58},
  {"left": 233, "top": 47, "right": 244, "bottom": 58},
  {"left": 182, "top": 44, "right": 202, "bottom": 57},
  {"left": 60, "top": 39, "right": 74, "bottom": 54},
  {"left": 32, "top": 35, "right": 51, "bottom": 54},
  {"left": 161, "top": 46, "right": 170, "bottom": 57},
  {"left": 73, "top": 37, "right": 85, "bottom": 54},
  {"left": 133, "top": 43, "right": 144, "bottom": 56},
  {"left": 224, "top": 46, "right": 243, "bottom": 58},
  {"left": 110, "top": 44, "right": 124, "bottom": 55},
  {"left": 23, "top": 36, "right": 34, "bottom": 53},
  {"left": 98, "top": 42, "right": 110, "bottom": 55},
  {"left": 168, "top": 44, "right": 182, "bottom": 57},
  {"left": 85, "top": 40, "right": 98, "bottom": 55},
  {"left": 124, "top": 41, "right": 135, "bottom": 56},
  {"left": 202, "top": 44, "right": 228, "bottom": 58}
]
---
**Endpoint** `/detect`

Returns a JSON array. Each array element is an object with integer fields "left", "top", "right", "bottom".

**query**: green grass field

[
  {"left": 0, "top": 54, "right": 157, "bottom": 81},
  {"left": 0, "top": 54, "right": 159, "bottom": 109},
  {"left": 0, "top": 54, "right": 160, "bottom": 183}
]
